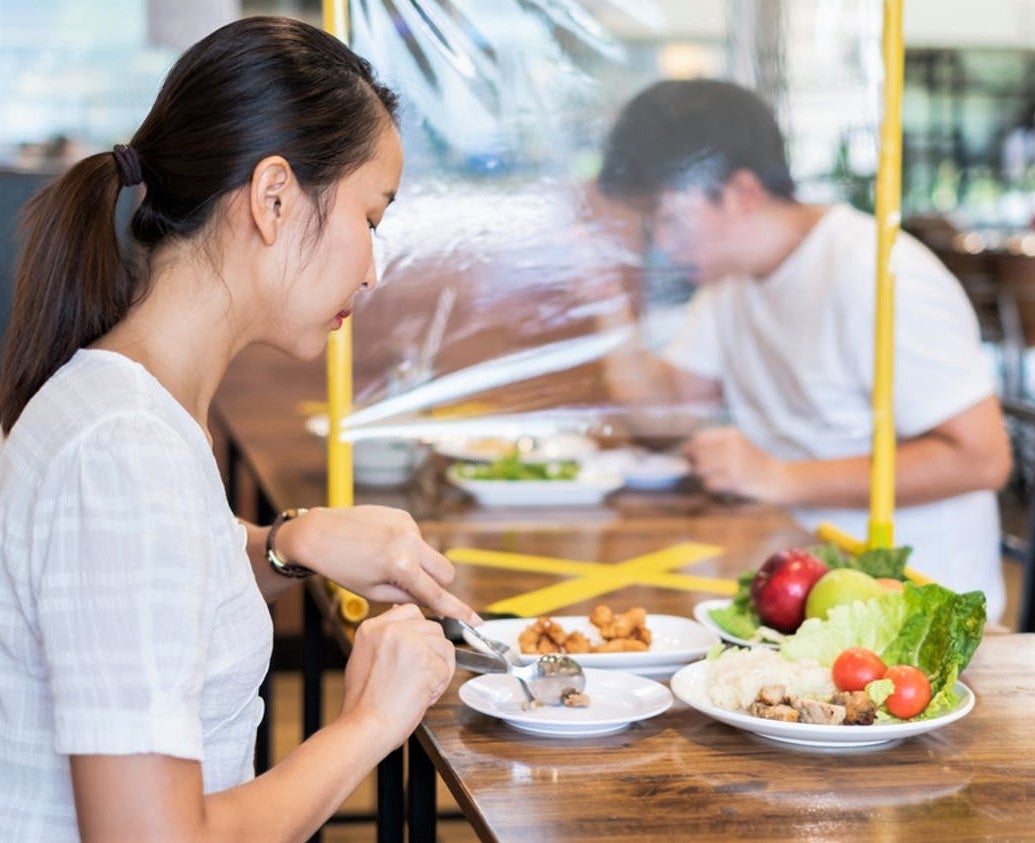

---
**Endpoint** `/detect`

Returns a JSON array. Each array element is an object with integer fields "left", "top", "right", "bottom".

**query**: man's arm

[{"left": 685, "top": 395, "right": 1012, "bottom": 508}]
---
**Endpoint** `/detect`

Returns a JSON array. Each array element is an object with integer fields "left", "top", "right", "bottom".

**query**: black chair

[
  {"left": 1000, "top": 396, "right": 1035, "bottom": 632},
  {"left": 0, "top": 168, "right": 59, "bottom": 348}
]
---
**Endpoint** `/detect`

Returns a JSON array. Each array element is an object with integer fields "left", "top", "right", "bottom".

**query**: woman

[{"left": 0, "top": 16, "right": 476, "bottom": 841}]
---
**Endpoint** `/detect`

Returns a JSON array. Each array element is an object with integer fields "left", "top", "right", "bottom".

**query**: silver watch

[{"left": 266, "top": 508, "right": 313, "bottom": 578}]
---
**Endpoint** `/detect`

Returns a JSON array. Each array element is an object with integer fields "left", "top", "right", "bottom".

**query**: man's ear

[
  {"left": 250, "top": 155, "right": 293, "bottom": 246},
  {"left": 724, "top": 169, "right": 767, "bottom": 213}
]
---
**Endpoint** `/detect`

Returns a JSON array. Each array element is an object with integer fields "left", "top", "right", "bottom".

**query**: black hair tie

[{"left": 112, "top": 144, "right": 143, "bottom": 188}]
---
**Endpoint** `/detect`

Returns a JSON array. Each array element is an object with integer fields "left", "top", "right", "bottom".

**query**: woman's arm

[
  {"left": 71, "top": 605, "right": 454, "bottom": 843},
  {"left": 242, "top": 506, "right": 479, "bottom": 623}
]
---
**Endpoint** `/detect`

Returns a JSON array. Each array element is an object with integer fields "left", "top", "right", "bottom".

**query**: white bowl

[{"left": 353, "top": 439, "right": 427, "bottom": 487}]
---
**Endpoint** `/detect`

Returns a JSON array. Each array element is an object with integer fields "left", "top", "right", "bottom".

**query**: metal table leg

[
  {"left": 407, "top": 733, "right": 437, "bottom": 843},
  {"left": 377, "top": 746, "right": 405, "bottom": 843}
]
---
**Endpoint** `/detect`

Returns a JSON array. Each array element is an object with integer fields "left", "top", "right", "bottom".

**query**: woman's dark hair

[
  {"left": 0, "top": 16, "right": 398, "bottom": 433},
  {"left": 598, "top": 78, "right": 795, "bottom": 204}
]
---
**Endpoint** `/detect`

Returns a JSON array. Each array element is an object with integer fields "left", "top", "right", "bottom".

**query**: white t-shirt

[
  {"left": 0, "top": 350, "right": 273, "bottom": 841},
  {"left": 662, "top": 204, "right": 1005, "bottom": 622}
]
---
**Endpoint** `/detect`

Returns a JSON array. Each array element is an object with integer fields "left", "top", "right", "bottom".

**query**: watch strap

[{"left": 266, "top": 508, "right": 313, "bottom": 579}]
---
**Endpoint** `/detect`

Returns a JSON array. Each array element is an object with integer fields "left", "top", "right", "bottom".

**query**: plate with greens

[
  {"left": 677, "top": 579, "right": 986, "bottom": 749},
  {"left": 446, "top": 452, "right": 622, "bottom": 507},
  {"left": 671, "top": 660, "right": 974, "bottom": 749}
]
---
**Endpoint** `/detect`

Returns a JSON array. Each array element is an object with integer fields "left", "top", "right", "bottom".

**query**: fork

[{"left": 455, "top": 619, "right": 537, "bottom": 705}]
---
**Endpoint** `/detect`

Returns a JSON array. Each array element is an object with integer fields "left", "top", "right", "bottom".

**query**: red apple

[{"left": 750, "top": 548, "right": 830, "bottom": 633}]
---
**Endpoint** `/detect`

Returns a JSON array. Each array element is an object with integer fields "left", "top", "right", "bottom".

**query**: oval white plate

[
  {"left": 693, "top": 598, "right": 779, "bottom": 649},
  {"left": 446, "top": 466, "right": 623, "bottom": 507},
  {"left": 467, "top": 614, "right": 720, "bottom": 671},
  {"left": 670, "top": 660, "right": 975, "bottom": 749},
  {"left": 459, "top": 668, "right": 673, "bottom": 737}
]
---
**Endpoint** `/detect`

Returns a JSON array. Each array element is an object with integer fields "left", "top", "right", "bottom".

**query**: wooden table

[
  {"left": 417, "top": 634, "right": 1034, "bottom": 842},
  {"left": 212, "top": 345, "right": 1032, "bottom": 843}
]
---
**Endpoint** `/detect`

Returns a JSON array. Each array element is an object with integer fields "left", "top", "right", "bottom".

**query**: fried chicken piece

[
  {"left": 540, "top": 618, "right": 569, "bottom": 647},
  {"left": 518, "top": 625, "right": 542, "bottom": 654},
  {"left": 589, "top": 605, "right": 614, "bottom": 628},
  {"left": 790, "top": 696, "right": 847, "bottom": 726},
  {"left": 562, "top": 631, "right": 593, "bottom": 654},
  {"left": 594, "top": 606, "right": 649, "bottom": 640},
  {"left": 831, "top": 690, "right": 878, "bottom": 726},
  {"left": 747, "top": 701, "right": 800, "bottom": 722}
]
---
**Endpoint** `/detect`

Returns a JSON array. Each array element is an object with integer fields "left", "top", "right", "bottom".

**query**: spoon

[
  {"left": 457, "top": 621, "right": 587, "bottom": 708},
  {"left": 454, "top": 647, "right": 587, "bottom": 707}
]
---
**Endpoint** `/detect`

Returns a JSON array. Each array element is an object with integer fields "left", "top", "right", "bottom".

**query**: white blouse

[{"left": 0, "top": 349, "right": 273, "bottom": 841}]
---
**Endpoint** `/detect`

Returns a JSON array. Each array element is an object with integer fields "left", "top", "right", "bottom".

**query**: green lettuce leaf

[{"left": 780, "top": 591, "right": 907, "bottom": 666}]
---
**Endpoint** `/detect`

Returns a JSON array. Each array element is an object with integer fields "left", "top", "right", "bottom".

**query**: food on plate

[
  {"left": 804, "top": 568, "right": 886, "bottom": 621},
  {"left": 882, "top": 664, "right": 932, "bottom": 719},
  {"left": 452, "top": 451, "right": 579, "bottom": 482},
  {"left": 831, "top": 647, "right": 887, "bottom": 692},
  {"left": 703, "top": 573, "right": 984, "bottom": 725},
  {"left": 559, "top": 687, "right": 592, "bottom": 708},
  {"left": 708, "top": 542, "right": 915, "bottom": 643},
  {"left": 518, "top": 606, "right": 652, "bottom": 655},
  {"left": 750, "top": 548, "right": 829, "bottom": 633}
]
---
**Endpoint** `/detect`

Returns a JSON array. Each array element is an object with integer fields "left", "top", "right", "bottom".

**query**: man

[{"left": 596, "top": 78, "right": 1011, "bottom": 622}]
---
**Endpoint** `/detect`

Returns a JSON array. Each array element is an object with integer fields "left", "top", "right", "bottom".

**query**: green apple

[{"left": 804, "top": 569, "right": 886, "bottom": 621}]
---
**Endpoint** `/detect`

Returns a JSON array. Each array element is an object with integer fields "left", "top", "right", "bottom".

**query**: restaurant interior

[{"left": 3, "top": 1, "right": 1035, "bottom": 841}]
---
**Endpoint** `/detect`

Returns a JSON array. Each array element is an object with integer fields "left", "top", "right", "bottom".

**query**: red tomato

[
  {"left": 883, "top": 665, "right": 932, "bottom": 719},
  {"left": 831, "top": 647, "right": 887, "bottom": 692}
]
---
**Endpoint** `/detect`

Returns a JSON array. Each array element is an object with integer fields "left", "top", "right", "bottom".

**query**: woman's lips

[{"left": 333, "top": 310, "right": 351, "bottom": 329}]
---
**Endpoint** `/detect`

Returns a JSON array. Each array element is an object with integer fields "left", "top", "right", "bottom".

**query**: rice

[{"left": 706, "top": 647, "right": 835, "bottom": 712}]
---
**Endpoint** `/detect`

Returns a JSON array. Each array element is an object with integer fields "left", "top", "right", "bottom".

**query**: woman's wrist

[{"left": 266, "top": 508, "right": 315, "bottom": 578}]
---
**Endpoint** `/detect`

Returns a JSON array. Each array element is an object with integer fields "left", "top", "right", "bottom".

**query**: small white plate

[
  {"left": 459, "top": 668, "right": 673, "bottom": 737},
  {"left": 468, "top": 614, "right": 719, "bottom": 670},
  {"left": 585, "top": 448, "right": 689, "bottom": 490},
  {"left": 670, "top": 660, "right": 975, "bottom": 749},
  {"left": 693, "top": 598, "right": 779, "bottom": 649},
  {"left": 446, "top": 466, "right": 622, "bottom": 507}
]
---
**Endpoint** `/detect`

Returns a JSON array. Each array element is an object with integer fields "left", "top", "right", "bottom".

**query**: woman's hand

[
  {"left": 276, "top": 505, "right": 479, "bottom": 623},
  {"left": 338, "top": 604, "right": 456, "bottom": 747}
]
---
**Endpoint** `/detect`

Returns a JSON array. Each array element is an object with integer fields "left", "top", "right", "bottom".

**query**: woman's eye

[{"left": 368, "top": 221, "right": 378, "bottom": 234}]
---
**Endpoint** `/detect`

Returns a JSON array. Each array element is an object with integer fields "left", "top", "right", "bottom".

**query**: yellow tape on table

[{"left": 448, "top": 542, "right": 734, "bottom": 618}]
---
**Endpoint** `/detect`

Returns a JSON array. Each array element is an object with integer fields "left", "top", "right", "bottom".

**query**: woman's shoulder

[{"left": 5, "top": 350, "right": 199, "bottom": 475}]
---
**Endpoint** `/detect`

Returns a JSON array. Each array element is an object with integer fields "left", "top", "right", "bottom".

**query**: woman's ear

[{"left": 250, "top": 155, "right": 293, "bottom": 246}]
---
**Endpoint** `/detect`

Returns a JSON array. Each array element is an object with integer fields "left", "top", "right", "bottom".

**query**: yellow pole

[
  {"left": 321, "top": 0, "right": 368, "bottom": 623},
  {"left": 868, "top": 0, "right": 903, "bottom": 550}
]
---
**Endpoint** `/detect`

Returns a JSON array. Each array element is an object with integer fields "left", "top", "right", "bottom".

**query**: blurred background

[{"left": 5, "top": 0, "right": 1035, "bottom": 422}]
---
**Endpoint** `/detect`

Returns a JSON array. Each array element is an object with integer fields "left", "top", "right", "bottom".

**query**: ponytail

[{"left": 0, "top": 154, "right": 139, "bottom": 433}]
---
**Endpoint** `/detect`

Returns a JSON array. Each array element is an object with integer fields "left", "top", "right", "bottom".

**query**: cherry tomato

[
  {"left": 831, "top": 647, "right": 887, "bottom": 692},
  {"left": 883, "top": 665, "right": 932, "bottom": 719}
]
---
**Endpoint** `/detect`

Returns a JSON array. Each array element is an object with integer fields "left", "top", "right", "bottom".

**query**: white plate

[
  {"left": 693, "top": 598, "right": 779, "bottom": 649},
  {"left": 670, "top": 660, "right": 975, "bottom": 749},
  {"left": 435, "top": 433, "right": 598, "bottom": 464},
  {"left": 446, "top": 466, "right": 622, "bottom": 507},
  {"left": 467, "top": 614, "right": 719, "bottom": 670},
  {"left": 585, "top": 448, "right": 690, "bottom": 490},
  {"left": 459, "top": 668, "right": 673, "bottom": 737}
]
